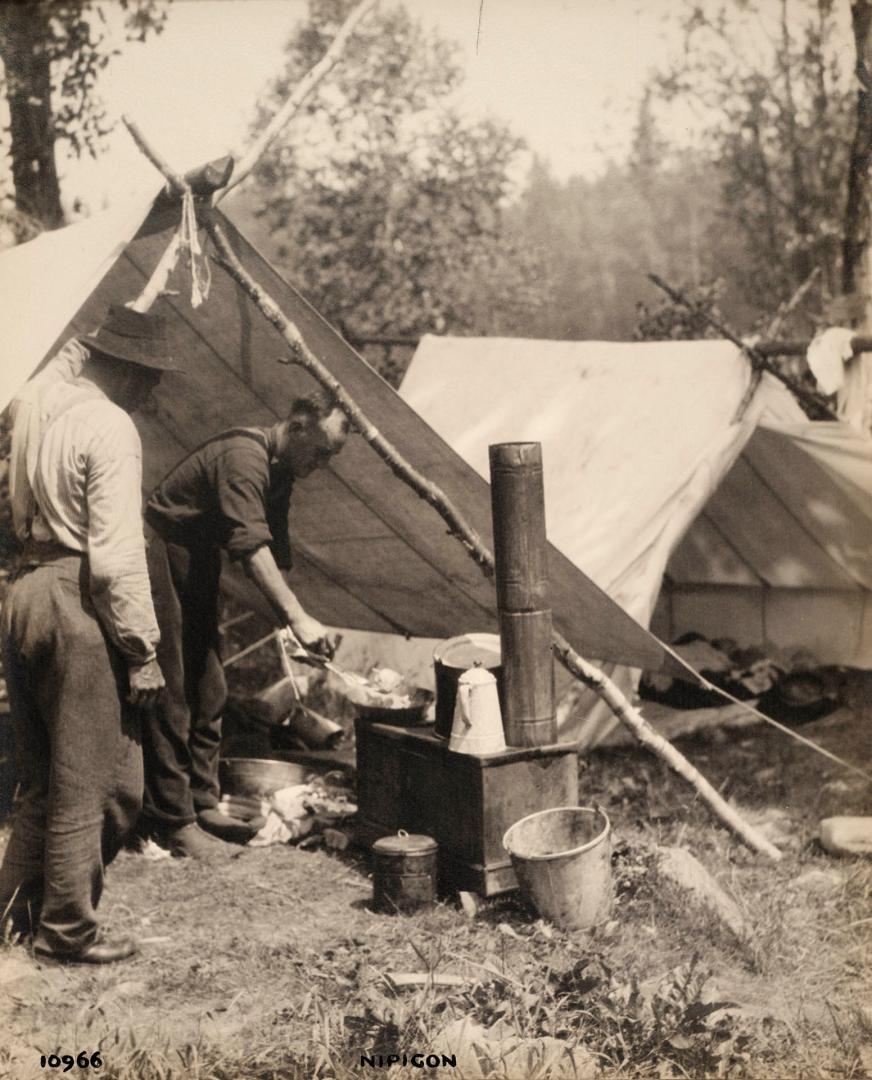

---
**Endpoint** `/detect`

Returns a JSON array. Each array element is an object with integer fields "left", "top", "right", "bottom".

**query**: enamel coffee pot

[{"left": 448, "top": 663, "right": 506, "bottom": 755}]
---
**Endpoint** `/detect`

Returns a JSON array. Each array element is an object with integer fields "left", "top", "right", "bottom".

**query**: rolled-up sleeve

[
  {"left": 85, "top": 418, "right": 160, "bottom": 665},
  {"left": 213, "top": 446, "right": 274, "bottom": 562}
]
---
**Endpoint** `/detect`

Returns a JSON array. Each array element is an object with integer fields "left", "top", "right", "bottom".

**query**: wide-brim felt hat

[{"left": 81, "top": 304, "right": 179, "bottom": 371}]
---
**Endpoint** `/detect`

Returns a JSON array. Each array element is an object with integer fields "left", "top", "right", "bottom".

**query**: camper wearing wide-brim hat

[
  {"left": 0, "top": 298, "right": 168, "bottom": 965},
  {"left": 81, "top": 304, "right": 179, "bottom": 371}
]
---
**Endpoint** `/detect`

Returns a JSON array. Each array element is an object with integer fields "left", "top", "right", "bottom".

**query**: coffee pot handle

[{"left": 457, "top": 682, "right": 473, "bottom": 730}]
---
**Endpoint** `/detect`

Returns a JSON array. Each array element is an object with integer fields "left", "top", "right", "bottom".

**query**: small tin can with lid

[{"left": 371, "top": 830, "right": 438, "bottom": 914}]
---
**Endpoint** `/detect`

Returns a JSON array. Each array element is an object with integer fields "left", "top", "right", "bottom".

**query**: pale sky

[
  {"left": 51, "top": 0, "right": 691, "bottom": 212},
  {"left": 16, "top": 0, "right": 856, "bottom": 214}
]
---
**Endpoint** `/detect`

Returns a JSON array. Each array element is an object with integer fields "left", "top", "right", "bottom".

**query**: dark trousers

[
  {"left": 0, "top": 556, "right": 143, "bottom": 955},
  {"left": 141, "top": 533, "right": 227, "bottom": 831}
]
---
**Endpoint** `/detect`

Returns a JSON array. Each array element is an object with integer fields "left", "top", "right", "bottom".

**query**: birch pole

[
  {"left": 731, "top": 267, "right": 821, "bottom": 423},
  {"left": 216, "top": 0, "right": 379, "bottom": 202},
  {"left": 122, "top": 118, "right": 192, "bottom": 312},
  {"left": 202, "top": 213, "right": 781, "bottom": 861},
  {"left": 121, "top": 6, "right": 784, "bottom": 857}
]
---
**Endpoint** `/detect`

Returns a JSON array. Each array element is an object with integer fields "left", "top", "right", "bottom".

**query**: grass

[{"left": 1, "top": 706, "right": 870, "bottom": 1079}]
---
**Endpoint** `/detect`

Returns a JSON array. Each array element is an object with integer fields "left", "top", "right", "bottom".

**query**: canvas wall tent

[
  {"left": 1, "top": 192, "right": 692, "bottom": 684},
  {"left": 400, "top": 335, "right": 872, "bottom": 742}
]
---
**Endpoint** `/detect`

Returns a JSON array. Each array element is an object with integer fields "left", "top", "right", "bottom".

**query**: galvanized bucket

[
  {"left": 371, "top": 831, "right": 438, "bottom": 914},
  {"left": 503, "top": 806, "right": 612, "bottom": 930}
]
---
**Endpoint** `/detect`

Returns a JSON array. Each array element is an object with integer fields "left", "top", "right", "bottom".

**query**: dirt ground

[{"left": 1, "top": 705, "right": 870, "bottom": 1080}]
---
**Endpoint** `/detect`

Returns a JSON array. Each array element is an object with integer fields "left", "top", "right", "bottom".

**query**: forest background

[{"left": 0, "top": 0, "right": 870, "bottom": 389}]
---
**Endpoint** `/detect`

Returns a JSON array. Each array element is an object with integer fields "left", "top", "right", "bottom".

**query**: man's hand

[
  {"left": 243, "top": 547, "right": 336, "bottom": 659},
  {"left": 128, "top": 658, "right": 165, "bottom": 707},
  {"left": 289, "top": 613, "right": 335, "bottom": 660}
]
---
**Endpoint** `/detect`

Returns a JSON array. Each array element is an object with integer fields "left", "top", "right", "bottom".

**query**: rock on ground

[{"left": 655, "top": 845, "right": 748, "bottom": 941}]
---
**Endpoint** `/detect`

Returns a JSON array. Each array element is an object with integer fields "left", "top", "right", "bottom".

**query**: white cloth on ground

[{"left": 248, "top": 784, "right": 315, "bottom": 847}]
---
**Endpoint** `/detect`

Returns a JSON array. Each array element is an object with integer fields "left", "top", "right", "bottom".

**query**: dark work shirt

[{"left": 145, "top": 428, "right": 294, "bottom": 569}]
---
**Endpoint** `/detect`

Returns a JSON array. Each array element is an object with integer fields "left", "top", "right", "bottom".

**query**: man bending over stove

[{"left": 140, "top": 394, "right": 349, "bottom": 858}]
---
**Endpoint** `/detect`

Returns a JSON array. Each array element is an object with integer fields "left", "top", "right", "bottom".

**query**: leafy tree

[
  {"left": 647, "top": 0, "right": 853, "bottom": 329},
  {"left": 499, "top": 3, "right": 855, "bottom": 346},
  {"left": 246, "top": 0, "right": 545, "bottom": 382},
  {"left": 509, "top": 147, "right": 746, "bottom": 341},
  {"left": 0, "top": 0, "right": 169, "bottom": 232},
  {"left": 634, "top": 279, "right": 727, "bottom": 341}
]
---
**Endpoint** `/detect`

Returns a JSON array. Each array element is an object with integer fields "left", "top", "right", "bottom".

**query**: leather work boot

[
  {"left": 35, "top": 935, "right": 139, "bottom": 966},
  {"left": 197, "top": 807, "right": 259, "bottom": 844},
  {"left": 163, "top": 822, "right": 233, "bottom": 859}
]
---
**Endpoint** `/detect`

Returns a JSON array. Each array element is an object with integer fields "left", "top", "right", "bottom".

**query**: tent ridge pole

[
  {"left": 123, "top": 116, "right": 782, "bottom": 861},
  {"left": 205, "top": 216, "right": 781, "bottom": 862}
]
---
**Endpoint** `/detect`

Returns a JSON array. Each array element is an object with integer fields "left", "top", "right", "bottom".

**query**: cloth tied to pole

[
  {"left": 129, "top": 188, "right": 211, "bottom": 313},
  {"left": 807, "top": 326, "right": 872, "bottom": 433},
  {"left": 179, "top": 188, "right": 211, "bottom": 308}
]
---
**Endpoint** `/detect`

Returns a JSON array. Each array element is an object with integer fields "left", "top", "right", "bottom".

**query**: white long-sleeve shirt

[
  {"left": 8, "top": 338, "right": 87, "bottom": 542},
  {"left": 29, "top": 376, "right": 160, "bottom": 666}
]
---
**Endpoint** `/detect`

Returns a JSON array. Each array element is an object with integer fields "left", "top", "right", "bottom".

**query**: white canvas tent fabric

[
  {"left": 0, "top": 195, "right": 689, "bottom": 677},
  {"left": 0, "top": 190, "right": 160, "bottom": 411},
  {"left": 401, "top": 335, "right": 872, "bottom": 745}
]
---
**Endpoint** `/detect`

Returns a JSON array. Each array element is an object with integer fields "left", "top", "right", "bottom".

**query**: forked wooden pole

[
  {"left": 648, "top": 272, "right": 837, "bottom": 420},
  {"left": 731, "top": 268, "right": 822, "bottom": 423},
  {"left": 203, "top": 215, "right": 494, "bottom": 577},
  {"left": 217, "top": 0, "right": 379, "bottom": 201},
  {"left": 122, "top": 117, "right": 782, "bottom": 859},
  {"left": 203, "top": 215, "right": 781, "bottom": 862},
  {"left": 123, "top": 116, "right": 190, "bottom": 195}
]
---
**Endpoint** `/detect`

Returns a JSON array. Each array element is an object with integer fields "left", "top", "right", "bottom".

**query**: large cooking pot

[
  {"left": 432, "top": 633, "right": 503, "bottom": 739},
  {"left": 219, "top": 757, "right": 308, "bottom": 798}
]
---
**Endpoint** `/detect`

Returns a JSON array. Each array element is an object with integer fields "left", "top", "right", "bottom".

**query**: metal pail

[{"left": 503, "top": 807, "right": 612, "bottom": 930}]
